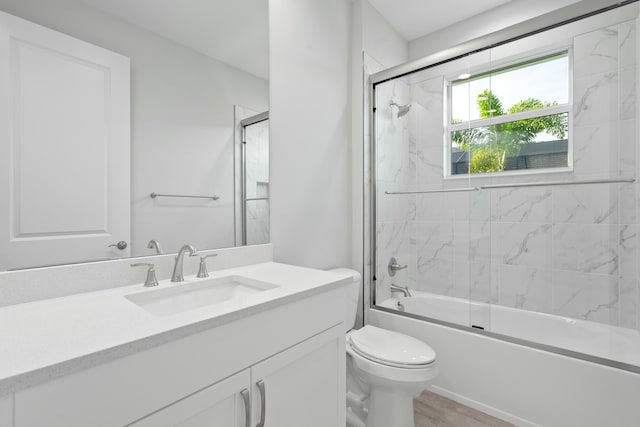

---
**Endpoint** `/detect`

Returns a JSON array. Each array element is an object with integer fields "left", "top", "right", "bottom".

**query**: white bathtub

[{"left": 379, "top": 290, "right": 640, "bottom": 368}]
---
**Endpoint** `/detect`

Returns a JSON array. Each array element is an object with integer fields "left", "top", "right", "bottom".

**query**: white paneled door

[{"left": 0, "top": 11, "right": 130, "bottom": 270}]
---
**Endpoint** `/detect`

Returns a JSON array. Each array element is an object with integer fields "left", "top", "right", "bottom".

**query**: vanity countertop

[{"left": 0, "top": 262, "right": 352, "bottom": 396}]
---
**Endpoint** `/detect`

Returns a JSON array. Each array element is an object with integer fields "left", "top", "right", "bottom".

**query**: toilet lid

[{"left": 349, "top": 325, "right": 436, "bottom": 367}]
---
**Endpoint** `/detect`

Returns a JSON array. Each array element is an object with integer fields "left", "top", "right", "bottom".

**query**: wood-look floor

[{"left": 414, "top": 391, "right": 515, "bottom": 427}]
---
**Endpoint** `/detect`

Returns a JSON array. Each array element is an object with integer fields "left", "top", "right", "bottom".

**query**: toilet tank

[{"left": 328, "top": 268, "right": 361, "bottom": 333}]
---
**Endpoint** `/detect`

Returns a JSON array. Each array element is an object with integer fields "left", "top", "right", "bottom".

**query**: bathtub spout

[{"left": 391, "top": 284, "right": 412, "bottom": 297}]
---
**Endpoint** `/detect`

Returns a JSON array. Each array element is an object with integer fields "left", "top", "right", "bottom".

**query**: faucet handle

[
  {"left": 388, "top": 257, "right": 408, "bottom": 276},
  {"left": 131, "top": 263, "right": 159, "bottom": 287},
  {"left": 197, "top": 254, "right": 218, "bottom": 278}
]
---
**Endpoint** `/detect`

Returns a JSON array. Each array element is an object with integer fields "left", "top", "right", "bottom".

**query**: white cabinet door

[
  {"left": 0, "top": 394, "right": 13, "bottom": 427},
  {"left": 131, "top": 370, "right": 251, "bottom": 427},
  {"left": 251, "top": 325, "right": 345, "bottom": 427},
  {"left": 0, "top": 11, "right": 130, "bottom": 270}
]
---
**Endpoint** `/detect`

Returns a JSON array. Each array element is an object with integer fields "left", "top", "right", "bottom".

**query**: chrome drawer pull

[
  {"left": 256, "top": 380, "right": 266, "bottom": 427},
  {"left": 240, "top": 388, "right": 250, "bottom": 427}
]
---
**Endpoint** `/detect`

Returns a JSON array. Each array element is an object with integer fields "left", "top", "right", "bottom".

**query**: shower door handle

[{"left": 388, "top": 257, "right": 407, "bottom": 276}]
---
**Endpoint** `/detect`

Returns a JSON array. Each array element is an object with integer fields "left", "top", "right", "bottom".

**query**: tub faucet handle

[
  {"left": 197, "top": 254, "right": 218, "bottom": 278},
  {"left": 388, "top": 257, "right": 408, "bottom": 276}
]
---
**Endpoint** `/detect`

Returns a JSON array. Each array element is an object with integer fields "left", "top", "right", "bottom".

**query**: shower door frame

[{"left": 367, "top": 0, "right": 640, "bottom": 374}]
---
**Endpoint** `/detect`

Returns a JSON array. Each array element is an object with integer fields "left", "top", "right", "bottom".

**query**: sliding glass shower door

[
  {"left": 370, "top": 2, "right": 640, "bottom": 373},
  {"left": 241, "top": 112, "right": 269, "bottom": 246}
]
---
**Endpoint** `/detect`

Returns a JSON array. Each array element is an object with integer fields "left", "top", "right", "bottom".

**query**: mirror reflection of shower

[
  {"left": 390, "top": 101, "right": 411, "bottom": 118},
  {"left": 240, "top": 111, "right": 269, "bottom": 246}
]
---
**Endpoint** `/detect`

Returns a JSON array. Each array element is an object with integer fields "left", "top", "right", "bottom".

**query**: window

[{"left": 447, "top": 51, "right": 570, "bottom": 176}]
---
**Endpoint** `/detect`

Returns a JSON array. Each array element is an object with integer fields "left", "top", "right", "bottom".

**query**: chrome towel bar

[{"left": 150, "top": 193, "right": 220, "bottom": 200}]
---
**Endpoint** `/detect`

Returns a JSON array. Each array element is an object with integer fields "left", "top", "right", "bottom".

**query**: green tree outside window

[{"left": 452, "top": 89, "right": 568, "bottom": 173}]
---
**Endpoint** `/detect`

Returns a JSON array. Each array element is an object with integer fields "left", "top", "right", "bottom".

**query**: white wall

[
  {"left": 0, "top": 0, "right": 269, "bottom": 256},
  {"left": 269, "top": 0, "right": 351, "bottom": 269},
  {"left": 409, "top": 0, "right": 582, "bottom": 60},
  {"left": 360, "top": 1, "right": 409, "bottom": 68}
]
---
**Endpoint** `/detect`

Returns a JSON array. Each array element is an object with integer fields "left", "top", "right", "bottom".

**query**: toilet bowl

[{"left": 329, "top": 268, "right": 438, "bottom": 427}]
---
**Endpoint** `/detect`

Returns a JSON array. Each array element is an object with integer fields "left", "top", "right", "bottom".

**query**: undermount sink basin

[{"left": 125, "top": 275, "right": 279, "bottom": 316}]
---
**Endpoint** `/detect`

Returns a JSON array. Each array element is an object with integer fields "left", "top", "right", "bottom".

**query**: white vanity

[{"left": 0, "top": 255, "right": 350, "bottom": 427}]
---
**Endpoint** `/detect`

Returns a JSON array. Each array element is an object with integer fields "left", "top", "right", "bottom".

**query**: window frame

[{"left": 443, "top": 48, "right": 574, "bottom": 178}]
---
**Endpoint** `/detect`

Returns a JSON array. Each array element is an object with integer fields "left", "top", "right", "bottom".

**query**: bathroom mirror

[{"left": 0, "top": 0, "right": 269, "bottom": 271}]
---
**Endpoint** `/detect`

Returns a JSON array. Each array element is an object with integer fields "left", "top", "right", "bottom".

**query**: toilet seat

[
  {"left": 348, "top": 325, "right": 436, "bottom": 368},
  {"left": 346, "top": 326, "right": 437, "bottom": 385}
]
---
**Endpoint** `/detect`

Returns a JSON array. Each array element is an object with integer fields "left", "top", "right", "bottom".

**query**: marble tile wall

[
  {"left": 374, "top": 71, "right": 413, "bottom": 302},
  {"left": 374, "top": 20, "right": 639, "bottom": 330}
]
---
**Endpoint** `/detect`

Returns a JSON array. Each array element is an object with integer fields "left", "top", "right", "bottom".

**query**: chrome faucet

[
  {"left": 147, "top": 239, "right": 163, "bottom": 255},
  {"left": 171, "top": 244, "right": 198, "bottom": 282}
]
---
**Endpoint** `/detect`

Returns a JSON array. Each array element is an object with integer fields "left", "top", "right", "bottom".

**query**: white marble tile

[
  {"left": 491, "top": 222, "right": 552, "bottom": 268},
  {"left": 406, "top": 248, "right": 418, "bottom": 289},
  {"left": 412, "top": 77, "right": 444, "bottom": 186},
  {"left": 469, "top": 219, "right": 491, "bottom": 263},
  {"left": 376, "top": 79, "right": 414, "bottom": 187},
  {"left": 619, "top": 119, "right": 636, "bottom": 173},
  {"left": 377, "top": 185, "right": 415, "bottom": 222},
  {"left": 619, "top": 181, "right": 637, "bottom": 224},
  {"left": 415, "top": 257, "right": 453, "bottom": 295},
  {"left": 496, "top": 265, "right": 552, "bottom": 313},
  {"left": 414, "top": 221, "right": 454, "bottom": 260},
  {"left": 452, "top": 221, "right": 470, "bottom": 262},
  {"left": 618, "top": 20, "right": 637, "bottom": 69},
  {"left": 376, "top": 221, "right": 409, "bottom": 291},
  {"left": 411, "top": 76, "right": 444, "bottom": 116},
  {"left": 573, "top": 26, "right": 618, "bottom": 77},
  {"left": 573, "top": 71, "right": 618, "bottom": 127},
  {"left": 552, "top": 184, "right": 618, "bottom": 224},
  {"left": 449, "top": 192, "right": 470, "bottom": 221},
  {"left": 552, "top": 224, "right": 618, "bottom": 275},
  {"left": 490, "top": 187, "right": 552, "bottom": 222},
  {"left": 620, "top": 278, "right": 638, "bottom": 330},
  {"left": 469, "top": 191, "right": 491, "bottom": 222},
  {"left": 416, "top": 192, "right": 450, "bottom": 221},
  {"left": 451, "top": 259, "right": 471, "bottom": 299},
  {"left": 620, "top": 66, "right": 636, "bottom": 121},
  {"left": 552, "top": 269, "right": 619, "bottom": 325},
  {"left": 572, "top": 123, "right": 619, "bottom": 177},
  {"left": 468, "top": 261, "right": 495, "bottom": 304},
  {"left": 414, "top": 127, "right": 444, "bottom": 185},
  {"left": 619, "top": 225, "right": 638, "bottom": 328}
]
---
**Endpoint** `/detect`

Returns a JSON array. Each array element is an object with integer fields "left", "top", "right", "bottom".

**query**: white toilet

[{"left": 331, "top": 268, "right": 438, "bottom": 427}]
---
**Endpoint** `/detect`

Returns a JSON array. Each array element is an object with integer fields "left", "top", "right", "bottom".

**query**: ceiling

[
  {"left": 73, "top": 0, "right": 517, "bottom": 78},
  {"left": 76, "top": 0, "right": 269, "bottom": 80},
  {"left": 368, "top": 0, "right": 514, "bottom": 41}
]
